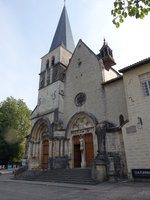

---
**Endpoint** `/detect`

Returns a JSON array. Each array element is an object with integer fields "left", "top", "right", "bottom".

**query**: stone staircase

[{"left": 14, "top": 168, "right": 97, "bottom": 185}]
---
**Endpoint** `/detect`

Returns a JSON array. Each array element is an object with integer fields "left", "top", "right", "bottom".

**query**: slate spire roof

[{"left": 49, "top": 5, "right": 75, "bottom": 53}]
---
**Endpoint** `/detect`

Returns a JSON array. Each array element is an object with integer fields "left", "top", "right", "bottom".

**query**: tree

[
  {"left": 112, "top": 0, "right": 150, "bottom": 27},
  {"left": 0, "top": 97, "right": 31, "bottom": 165}
]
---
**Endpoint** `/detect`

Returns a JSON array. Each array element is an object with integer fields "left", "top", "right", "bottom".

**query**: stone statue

[
  {"left": 79, "top": 135, "right": 85, "bottom": 151},
  {"left": 95, "top": 123, "right": 106, "bottom": 155},
  {"left": 79, "top": 135, "right": 86, "bottom": 168}
]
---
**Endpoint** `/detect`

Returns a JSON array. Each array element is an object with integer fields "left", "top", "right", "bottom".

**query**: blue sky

[{"left": 0, "top": 0, "right": 150, "bottom": 110}]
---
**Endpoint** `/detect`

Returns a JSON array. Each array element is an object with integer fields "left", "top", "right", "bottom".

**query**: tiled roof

[
  {"left": 49, "top": 5, "right": 75, "bottom": 53},
  {"left": 119, "top": 57, "right": 150, "bottom": 73}
]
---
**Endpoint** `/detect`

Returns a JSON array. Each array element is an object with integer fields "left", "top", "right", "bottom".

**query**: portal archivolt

[
  {"left": 67, "top": 112, "right": 97, "bottom": 168},
  {"left": 28, "top": 117, "right": 52, "bottom": 169}
]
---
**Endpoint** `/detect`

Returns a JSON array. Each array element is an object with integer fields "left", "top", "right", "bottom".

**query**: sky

[{"left": 0, "top": 0, "right": 150, "bottom": 110}]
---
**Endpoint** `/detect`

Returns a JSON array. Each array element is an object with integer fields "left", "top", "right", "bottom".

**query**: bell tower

[
  {"left": 29, "top": 4, "right": 75, "bottom": 170},
  {"left": 99, "top": 39, "right": 116, "bottom": 71},
  {"left": 32, "top": 4, "right": 75, "bottom": 128}
]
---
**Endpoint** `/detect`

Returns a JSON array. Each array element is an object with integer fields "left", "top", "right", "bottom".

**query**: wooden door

[
  {"left": 42, "top": 140, "right": 49, "bottom": 169},
  {"left": 73, "top": 135, "right": 81, "bottom": 168},
  {"left": 85, "top": 133, "right": 94, "bottom": 167}
]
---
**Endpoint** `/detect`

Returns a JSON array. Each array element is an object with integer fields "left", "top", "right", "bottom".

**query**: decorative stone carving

[
  {"left": 71, "top": 115, "right": 93, "bottom": 131},
  {"left": 69, "top": 114, "right": 95, "bottom": 137},
  {"left": 95, "top": 123, "right": 107, "bottom": 164},
  {"left": 51, "top": 90, "right": 56, "bottom": 102},
  {"left": 96, "top": 123, "right": 106, "bottom": 154}
]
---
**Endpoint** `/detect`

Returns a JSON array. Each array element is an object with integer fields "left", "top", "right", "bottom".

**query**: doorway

[
  {"left": 73, "top": 133, "right": 94, "bottom": 168},
  {"left": 42, "top": 140, "right": 49, "bottom": 169},
  {"left": 73, "top": 135, "right": 81, "bottom": 168},
  {"left": 85, "top": 133, "right": 94, "bottom": 167}
]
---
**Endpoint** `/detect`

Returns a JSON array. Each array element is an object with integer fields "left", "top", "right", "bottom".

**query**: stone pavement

[{"left": 0, "top": 172, "right": 150, "bottom": 200}]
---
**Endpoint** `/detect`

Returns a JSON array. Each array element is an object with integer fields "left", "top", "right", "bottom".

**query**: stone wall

[
  {"left": 104, "top": 79, "right": 128, "bottom": 125},
  {"left": 121, "top": 63, "right": 150, "bottom": 177},
  {"left": 102, "top": 66, "right": 119, "bottom": 82},
  {"left": 64, "top": 40, "right": 105, "bottom": 127},
  {"left": 106, "top": 130, "right": 127, "bottom": 177}
]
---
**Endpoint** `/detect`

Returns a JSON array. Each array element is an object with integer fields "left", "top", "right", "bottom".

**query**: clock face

[{"left": 75, "top": 93, "right": 86, "bottom": 106}]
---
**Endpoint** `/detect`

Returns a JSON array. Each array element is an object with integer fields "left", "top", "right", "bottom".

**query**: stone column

[
  {"left": 49, "top": 140, "right": 52, "bottom": 156},
  {"left": 33, "top": 143, "right": 35, "bottom": 157},
  {"left": 56, "top": 139, "right": 59, "bottom": 157},
  {"left": 60, "top": 139, "right": 63, "bottom": 157},
  {"left": 35, "top": 143, "right": 38, "bottom": 157},
  {"left": 62, "top": 139, "right": 65, "bottom": 156},
  {"left": 39, "top": 141, "right": 42, "bottom": 160},
  {"left": 65, "top": 139, "right": 69, "bottom": 156},
  {"left": 59, "top": 138, "right": 61, "bottom": 157},
  {"left": 31, "top": 142, "right": 33, "bottom": 158},
  {"left": 28, "top": 142, "right": 31, "bottom": 158}
]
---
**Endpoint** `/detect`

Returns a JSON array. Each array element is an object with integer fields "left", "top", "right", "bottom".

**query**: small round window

[{"left": 75, "top": 93, "right": 86, "bottom": 107}]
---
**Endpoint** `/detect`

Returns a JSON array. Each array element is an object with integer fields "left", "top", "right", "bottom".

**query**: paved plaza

[{"left": 0, "top": 171, "right": 150, "bottom": 200}]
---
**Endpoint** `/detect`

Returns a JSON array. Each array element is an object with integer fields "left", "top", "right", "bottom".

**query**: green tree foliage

[
  {"left": 0, "top": 97, "right": 31, "bottom": 165},
  {"left": 112, "top": 0, "right": 150, "bottom": 27}
]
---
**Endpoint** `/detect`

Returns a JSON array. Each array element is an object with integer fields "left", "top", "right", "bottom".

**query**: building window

[
  {"left": 51, "top": 56, "right": 55, "bottom": 66},
  {"left": 46, "top": 60, "right": 50, "bottom": 85},
  {"left": 75, "top": 93, "right": 86, "bottom": 106},
  {"left": 139, "top": 72, "right": 150, "bottom": 96},
  {"left": 46, "top": 59, "right": 49, "bottom": 69},
  {"left": 78, "top": 58, "right": 82, "bottom": 66},
  {"left": 119, "top": 115, "right": 124, "bottom": 126}
]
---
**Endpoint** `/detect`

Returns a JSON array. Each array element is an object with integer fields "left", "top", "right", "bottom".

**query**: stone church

[{"left": 27, "top": 5, "right": 150, "bottom": 181}]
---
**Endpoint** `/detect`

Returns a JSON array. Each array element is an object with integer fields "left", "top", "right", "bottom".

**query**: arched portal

[
  {"left": 73, "top": 133, "right": 94, "bottom": 168},
  {"left": 67, "top": 112, "right": 97, "bottom": 168},
  {"left": 28, "top": 117, "right": 52, "bottom": 170}
]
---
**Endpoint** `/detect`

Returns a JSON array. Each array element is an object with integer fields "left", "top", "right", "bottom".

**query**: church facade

[{"left": 27, "top": 5, "right": 150, "bottom": 180}]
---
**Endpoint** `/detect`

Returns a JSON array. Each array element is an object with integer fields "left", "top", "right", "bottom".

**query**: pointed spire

[
  {"left": 49, "top": 5, "right": 75, "bottom": 53},
  {"left": 104, "top": 38, "right": 106, "bottom": 45}
]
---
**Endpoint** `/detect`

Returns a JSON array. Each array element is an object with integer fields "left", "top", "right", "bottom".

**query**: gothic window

[
  {"left": 101, "top": 50, "right": 104, "bottom": 58},
  {"left": 108, "top": 49, "right": 113, "bottom": 57},
  {"left": 46, "top": 59, "right": 49, "bottom": 69},
  {"left": 75, "top": 93, "right": 86, "bottom": 106},
  {"left": 39, "top": 71, "right": 45, "bottom": 89},
  {"left": 119, "top": 115, "right": 124, "bottom": 126},
  {"left": 46, "top": 60, "right": 50, "bottom": 85},
  {"left": 52, "top": 67, "right": 58, "bottom": 82},
  {"left": 78, "top": 58, "right": 82, "bottom": 66},
  {"left": 51, "top": 56, "right": 55, "bottom": 66},
  {"left": 139, "top": 72, "right": 150, "bottom": 96},
  {"left": 47, "top": 68, "right": 50, "bottom": 85},
  {"left": 104, "top": 48, "right": 108, "bottom": 56}
]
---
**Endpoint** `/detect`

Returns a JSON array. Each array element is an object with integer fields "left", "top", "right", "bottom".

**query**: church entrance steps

[{"left": 14, "top": 168, "right": 97, "bottom": 185}]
